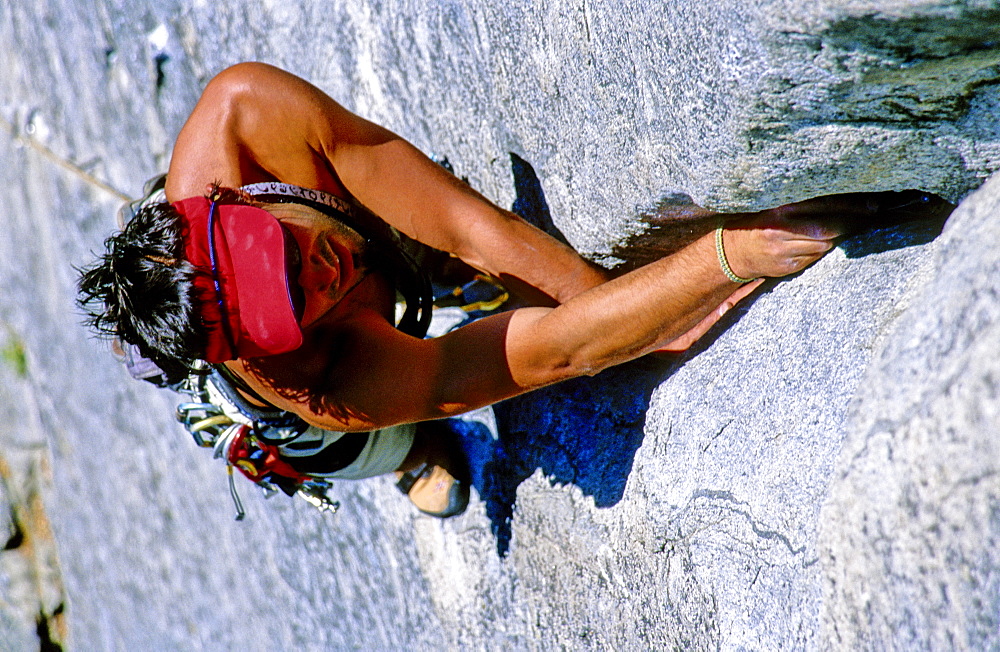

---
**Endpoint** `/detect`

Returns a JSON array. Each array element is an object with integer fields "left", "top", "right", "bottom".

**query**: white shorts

[{"left": 283, "top": 423, "right": 415, "bottom": 480}]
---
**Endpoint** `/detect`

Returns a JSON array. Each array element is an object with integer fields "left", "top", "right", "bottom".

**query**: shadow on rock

[
  {"left": 509, "top": 152, "right": 572, "bottom": 247},
  {"left": 450, "top": 155, "right": 954, "bottom": 557},
  {"left": 838, "top": 209, "right": 952, "bottom": 257},
  {"left": 445, "top": 154, "right": 677, "bottom": 556},
  {"left": 450, "top": 357, "right": 678, "bottom": 557}
]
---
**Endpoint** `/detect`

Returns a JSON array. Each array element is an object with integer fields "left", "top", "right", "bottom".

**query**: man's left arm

[{"left": 167, "top": 62, "right": 606, "bottom": 306}]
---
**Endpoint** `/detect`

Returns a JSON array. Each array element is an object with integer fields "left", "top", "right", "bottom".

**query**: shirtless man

[{"left": 80, "top": 62, "right": 905, "bottom": 517}]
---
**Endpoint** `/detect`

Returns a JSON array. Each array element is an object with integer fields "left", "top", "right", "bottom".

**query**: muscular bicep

[{"left": 166, "top": 65, "right": 487, "bottom": 255}]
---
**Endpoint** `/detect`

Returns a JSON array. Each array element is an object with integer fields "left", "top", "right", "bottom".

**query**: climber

[{"left": 77, "top": 62, "right": 947, "bottom": 518}]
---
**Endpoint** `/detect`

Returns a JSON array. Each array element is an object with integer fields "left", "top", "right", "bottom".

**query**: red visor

[{"left": 174, "top": 196, "right": 303, "bottom": 362}]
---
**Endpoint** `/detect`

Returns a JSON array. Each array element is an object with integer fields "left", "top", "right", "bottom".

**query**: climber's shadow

[
  {"left": 445, "top": 154, "right": 675, "bottom": 556},
  {"left": 450, "top": 154, "right": 954, "bottom": 557},
  {"left": 451, "top": 356, "right": 678, "bottom": 557}
]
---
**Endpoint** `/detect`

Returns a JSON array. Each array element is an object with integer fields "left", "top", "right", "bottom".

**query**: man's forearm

[
  {"left": 461, "top": 210, "right": 610, "bottom": 306},
  {"left": 501, "top": 231, "right": 737, "bottom": 389}
]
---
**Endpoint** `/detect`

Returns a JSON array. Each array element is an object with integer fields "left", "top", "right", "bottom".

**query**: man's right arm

[{"left": 244, "top": 222, "right": 837, "bottom": 432}]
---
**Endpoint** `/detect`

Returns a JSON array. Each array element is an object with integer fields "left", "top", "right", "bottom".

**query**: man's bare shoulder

[{"left": 166, "top": 63, "right": 358, "bottom": 201}]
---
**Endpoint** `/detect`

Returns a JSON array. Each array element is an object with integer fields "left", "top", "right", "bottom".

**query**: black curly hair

[{"left": 77, "top": 201, "right": 206, "bottom": 384}]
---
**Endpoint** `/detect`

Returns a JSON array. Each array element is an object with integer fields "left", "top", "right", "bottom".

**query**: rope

[{"left": 0, "top": 114, "right": 131, "bottom": 203}]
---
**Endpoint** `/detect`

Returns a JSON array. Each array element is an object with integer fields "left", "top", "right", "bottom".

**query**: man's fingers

[
  {"left": 766, "top": 193, "right": 879, "bottom": 220},
  {"left": 657, "top": 311, "right": 722, "bottom": 353},
  {"left": 784, "top": 236, "right": 836, "bottom": 255},
  {"left": 730, "top": 214, "right": 843, "bottom": 241},
  {"left": 758, "top": 233, "right": 834, "bottom": 264},
  {"left": 749, "top": 190, "right": 954, "bottom": 237},
  {"left": 757, "top": 218, "right": 844, "bottom": 241},
  {"left": 785, "top": 222, "right": 842, "bottom": 240}
]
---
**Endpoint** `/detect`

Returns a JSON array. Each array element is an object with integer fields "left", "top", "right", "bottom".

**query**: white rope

[{"left": 0, "top": 115, "right": 131, "bottom": 203}]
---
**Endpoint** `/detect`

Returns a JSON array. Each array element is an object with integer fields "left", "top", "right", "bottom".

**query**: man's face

[{"left": 265, "top": 203, "right": 368, "bottom": 329}]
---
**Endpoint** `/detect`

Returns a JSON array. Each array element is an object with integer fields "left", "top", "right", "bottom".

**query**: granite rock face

[
  {"left": 0, "top": 0, "right": 998, "bottom": 649},
  {"left": 820, "top": 173, "right": 1000, "bottom": 650}
]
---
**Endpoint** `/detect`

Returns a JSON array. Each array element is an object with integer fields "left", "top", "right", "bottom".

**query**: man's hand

[
  {"left": 654, "top": 203, "right": 845, "bottom": 353},
  {"left": 722, "top": 217, "right": 840, "bottom": 280},
  {"left": 718, "top": 191, "right": 951, "bottom": 280}
]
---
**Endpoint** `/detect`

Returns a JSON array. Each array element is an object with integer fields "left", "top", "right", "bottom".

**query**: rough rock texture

[
  {"left": 1, "top": 0, "right": 998, "bottom": 649},
  {"left": 821, "top": 173, "right": 1000, "bottom": 650}
]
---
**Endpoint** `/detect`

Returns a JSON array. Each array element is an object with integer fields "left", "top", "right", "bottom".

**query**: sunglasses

[{"left": 280, "top": 225, "right": 306, "bottom": 323}]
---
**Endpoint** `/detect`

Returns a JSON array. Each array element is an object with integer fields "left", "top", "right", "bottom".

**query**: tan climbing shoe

[{"left": 395, "top": 462, "right": 469, "bottom": 518}]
